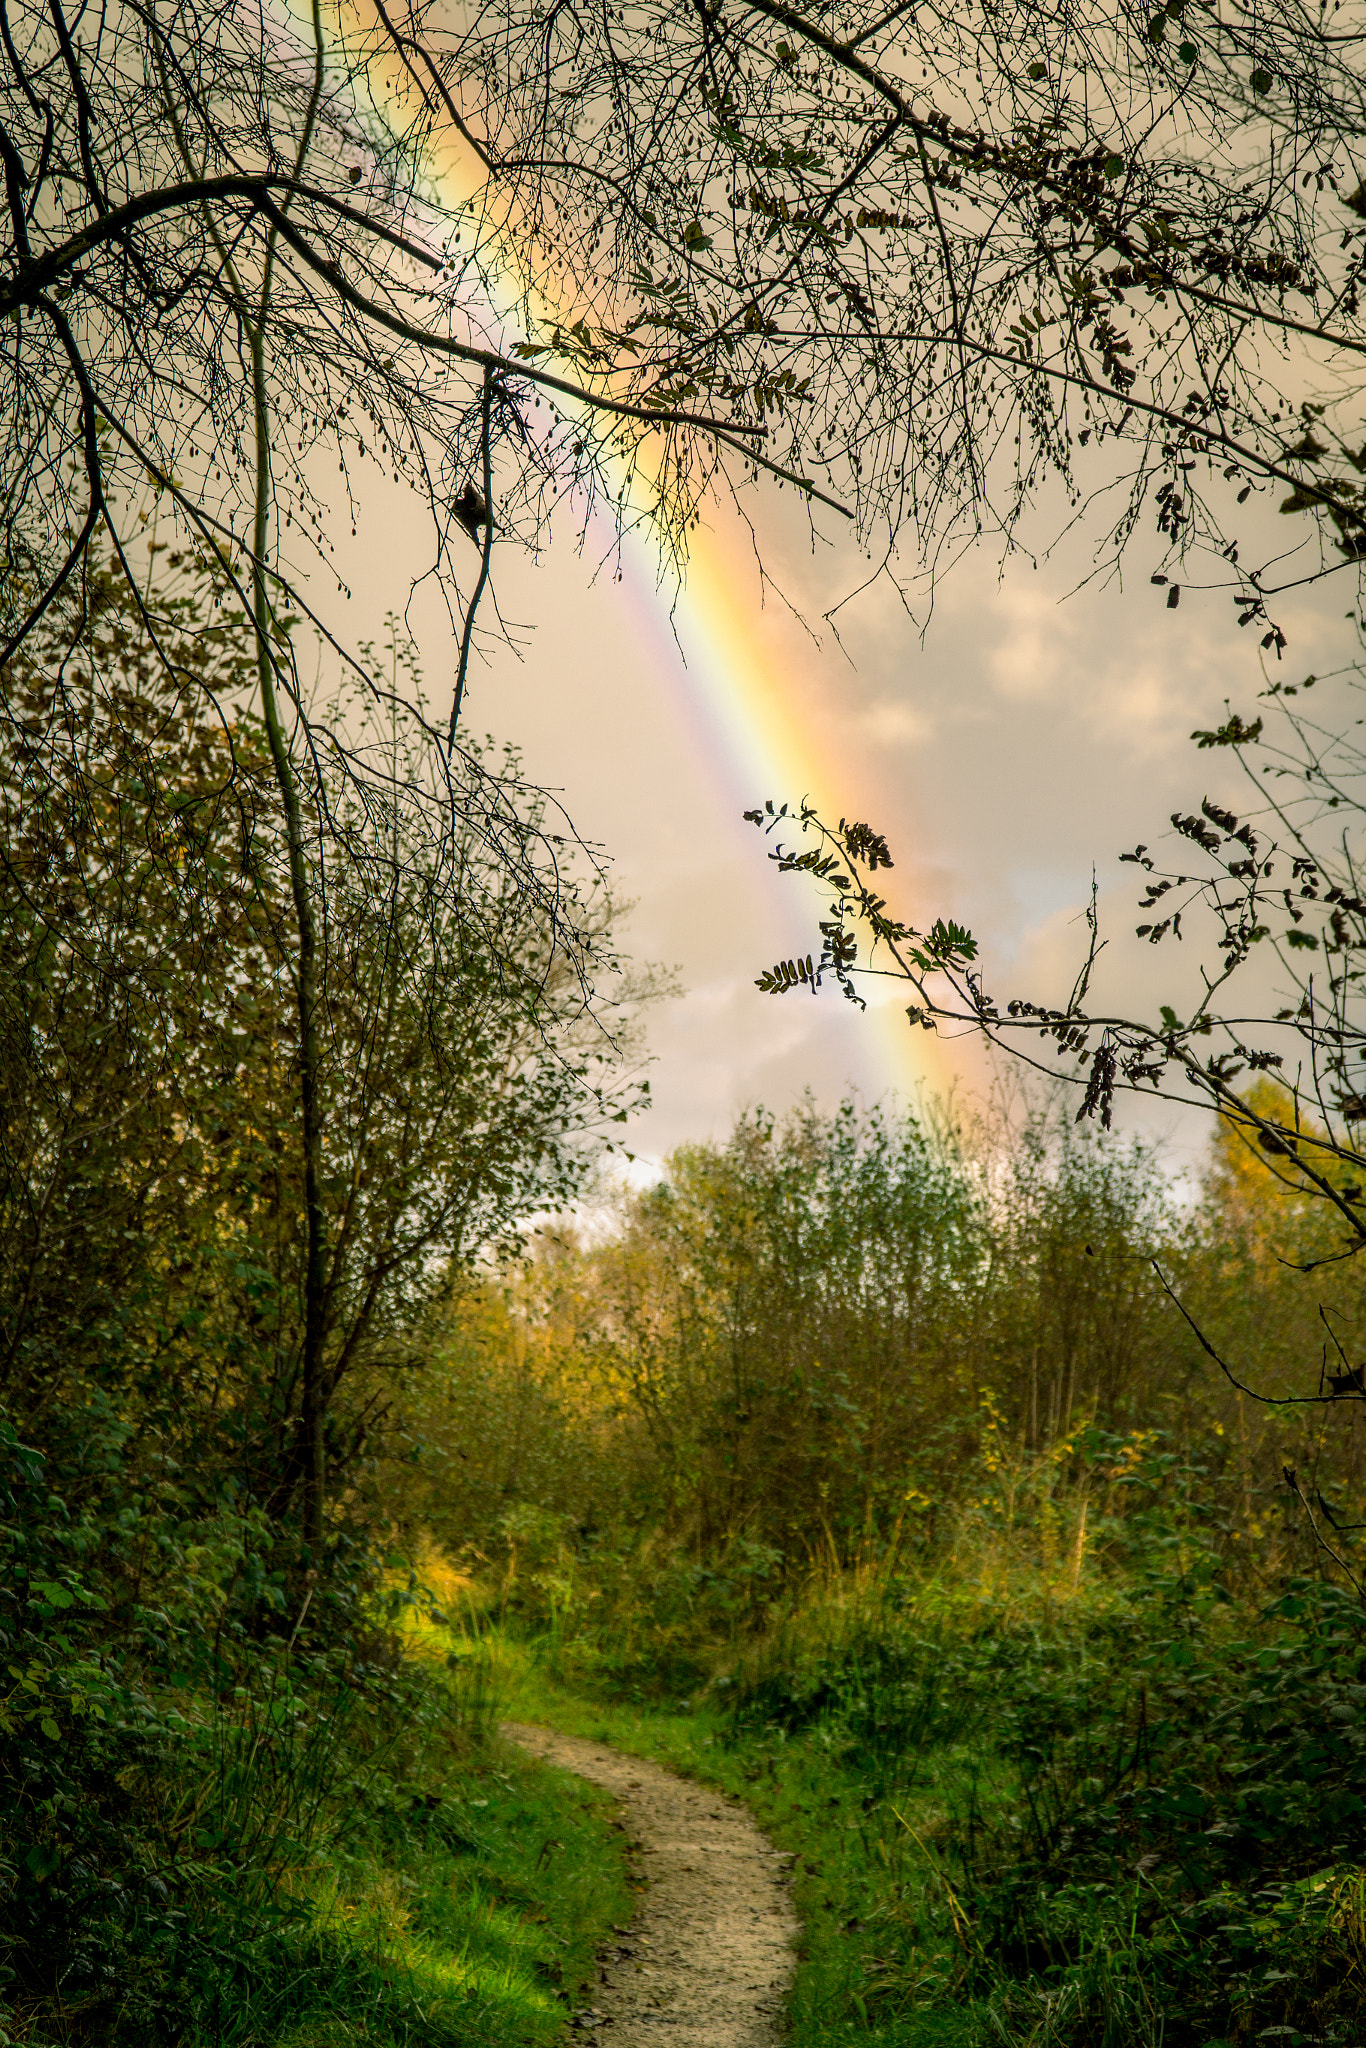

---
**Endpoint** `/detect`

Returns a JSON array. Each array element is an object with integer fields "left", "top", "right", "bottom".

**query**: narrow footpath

[{"left": 502, "top": 1724, "right": 797, "bottom": 2048}]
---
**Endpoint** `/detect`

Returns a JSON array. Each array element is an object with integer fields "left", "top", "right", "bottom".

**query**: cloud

[{"left": 320, "top": 460, "right": 1363, "bottom": 1165}]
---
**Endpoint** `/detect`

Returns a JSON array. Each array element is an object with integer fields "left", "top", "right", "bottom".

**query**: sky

[
  {"left": 310, "top": 3, "right": 1364, "bottom": 1174},
  {"left": 328, "top": 459, "right": 1362, "bottom": 1175}
]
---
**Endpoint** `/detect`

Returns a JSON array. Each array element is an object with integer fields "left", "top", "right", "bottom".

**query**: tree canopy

[
  {"left": 7, "top": 0, "right": 1366, "bottom": 687},
  {"left": 447, "top": 0, "right": 1366, "bottom": 623},
  {"left": 0, "top": 552, "right": 644, "bottom": 1534}
]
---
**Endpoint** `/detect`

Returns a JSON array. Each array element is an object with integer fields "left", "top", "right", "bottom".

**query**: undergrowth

[
  {"left": 468, "top": 1434, "right": 1366, "bottom": 2048},
  {"left": 2, "top": 1639, "right": 631, "bottom": 2048},
  {"left": 0, "top": 1421, "right": 632, "bottom": 2048}
]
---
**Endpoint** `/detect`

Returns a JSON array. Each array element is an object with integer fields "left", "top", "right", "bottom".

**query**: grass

[
  {"left": 493, "top": 1665, "right": 982, "bottom": 2048},
  {"left": 1, "top": 1623, "right": 636, "bottom": 2048},
  {"left": 430, "top": 1536, "right": 1366, "bottom": 2048},
  {"left": 203, "top": 1642, "right": 640, "bottom": 2048},
  {"left": 260, "top": 1732, "right": 636, "bottom": 2048},
  {"left": 437, "top": 1595, "right": 1006, "bottom": 2048},
  {"left": 16, "top": 1508, "right": 1362, "bottom": 2048}
]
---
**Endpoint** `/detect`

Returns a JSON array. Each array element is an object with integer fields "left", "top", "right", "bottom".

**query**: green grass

[
  {"left": 466, "top": 1552, "right": 1366, "bottom": 2048},
  {"left": 486, "top": 1633, "right": 985, "bottom": 2048},
  {"left": 20, "top": 1530, "right": 1359, "bottom": 2048},
  {"left": 259, "top": 1733, "right": 636, "bottom": 2048},
  {"left": 1, "top": 1646, "right": 635, "bottom": 2048}
]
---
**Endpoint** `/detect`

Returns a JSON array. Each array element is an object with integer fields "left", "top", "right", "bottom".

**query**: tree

[
  {"left": 10, "top": 0, "right": 1366, "bottom": 1534},
  {"left": 3, "top": 0, "right": 720, "bottom": 1546},
  {"left": 452, "top": 0, "right": 1366, "bottom": 628},
  {"left": 747, "top": 655, "right": 1366, "bottom": 1573},
  {"left": 9, "top": 0, "right": 1366, "bottom": 687},
  {"left": 399, "top": 1095, "right": 1251, "bottom": 1590},
  {"left": 0, "top": 552, "right": 643, "bottom": 1543},
  {"left": 0, "top": 0, "right": 777, "bottom": 680},
  {"left": 0, "top": 0, "right": 753, "bottom": 1551}
]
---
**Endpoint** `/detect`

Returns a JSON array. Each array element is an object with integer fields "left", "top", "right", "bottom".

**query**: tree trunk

[{"left": 250, "top": 326, "right": 328, "bottom": 1550}]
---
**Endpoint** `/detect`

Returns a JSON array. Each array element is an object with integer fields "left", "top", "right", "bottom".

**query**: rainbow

[
  {"left": 337, "top": 5, "right": 950, "bottom": 1101},
  {"left": 614, "top": 515, "right": 952, "bottom": 1101}
]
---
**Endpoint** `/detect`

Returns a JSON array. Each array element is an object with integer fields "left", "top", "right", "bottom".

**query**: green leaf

[
  {"left": 921, "top": 919, "right": 977, "bottom": 967},
  {"left": 1251, "top": 67, "right": 1273, "bottom": 92},
  {"left": 29, "top": 1579, "right": 73, "bottom": 1610}
]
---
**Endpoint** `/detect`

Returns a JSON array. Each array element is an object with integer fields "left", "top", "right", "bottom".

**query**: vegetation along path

[{"left": 503, "top": 1723, "right": 798, "bottom": 2048}]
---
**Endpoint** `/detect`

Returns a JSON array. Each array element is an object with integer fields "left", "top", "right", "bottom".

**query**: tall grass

[{"left": 469, "top": 1426, "right": 1366, "bottom": 2048}]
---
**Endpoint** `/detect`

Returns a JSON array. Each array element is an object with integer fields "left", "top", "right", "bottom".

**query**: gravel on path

[{"left": 502, "top": 1722, "right": 797, "bottom": 2048}]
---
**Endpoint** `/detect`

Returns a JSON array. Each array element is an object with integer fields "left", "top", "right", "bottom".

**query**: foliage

[
  {"left": 0, "top": 0, "right": 773, "bottom": 692},
  {"left": 397, "top": 1094, "right": 1363, "bottom": 1626},
  {"left": 493, "top": 1452, "right": 1366, "bottom": 2048},
  {"left": 746, "top": 675, "right": 1366, "bottom": 1176},
  {"left": 0, "top": 552, "right": 647, "bottom": 2042},
  {"left": 0, "top": 1410, "right": 632, "bottom": 2048},
  {"left": 0, "top": 550, "right": 641, "bottom": 1528},
  {"left": 748, "top": 647, "right": 1366, "bottom": 1549},
  {"left": 8, "top": 0, "right": 1366, "bottom": 686},
  {"left": 404, "top": 1091, "right": 1366, "bottom": 2042},
  {"left": 2, "top": 0, "right": 680, "bottom": 1558}
]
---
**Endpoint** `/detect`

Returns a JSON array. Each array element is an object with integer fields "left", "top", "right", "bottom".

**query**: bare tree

[
  {"left": 440, "top": 0, "right": 1366, "bottom": 632},
  {"left": 0, "top": 0, "right": 782, "bottom": 673},
  {"left": 14, "top": 1, "right": 1366, "bottom": 674}
]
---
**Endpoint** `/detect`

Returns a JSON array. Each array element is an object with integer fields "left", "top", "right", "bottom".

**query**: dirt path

[{"left": 502, "top": 1723, "right": 797, "bottom": 2048}]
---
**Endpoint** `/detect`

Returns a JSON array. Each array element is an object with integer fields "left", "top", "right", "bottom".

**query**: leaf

[
  {"left": 1172, "top": 811, "right": 1221, "bottom": 852},
  {"left": 29, "top": 1579, "right": 74, "bottom": 1609},
  {"left": 1192, "top": 713, "right": 1263, "bottom": 748},
  {"left": 843, "top": 821, "right": 894, "bottom": 871},
  {"left": 755, "top": 955, "right": 819, "bottom": 994},
  {"left": 1251, "top": 67, "right": 1273, "bottom": 92},
  {"left": 1258, "top": 1128, "right": 1296, "bottom": 1154},
  {"left": 910, "top": 920, "right": 977, "bottom": 972}
]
